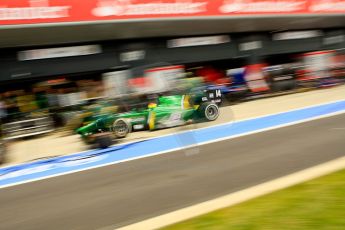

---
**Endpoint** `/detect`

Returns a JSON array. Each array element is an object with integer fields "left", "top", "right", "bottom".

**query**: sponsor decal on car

[
  {"left": 131, "top": 117, "right": 146, "bottom": 122},
  {"left": 133, "top": 124, "right": 145, "bottom": 130},
  {"left": 157, "top": 113, "right": 185, "bottom": 128},
  {"left": 206, "top": 89, "right": 222, "bottom": 103}
]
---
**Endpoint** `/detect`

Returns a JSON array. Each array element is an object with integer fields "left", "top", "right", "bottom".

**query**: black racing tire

[
  {"left": 95, "top": 134, "right": 113, "bottom": 149},
  {"left": 198, "top": 102, "right": 220, "bottom": 121},
  {"left": 112, "top": 118, "right": 131, "bottom": 138}
]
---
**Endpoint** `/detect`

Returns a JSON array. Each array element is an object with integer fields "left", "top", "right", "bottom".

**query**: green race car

[{"left": 77, "top": 89, "right": 221, "bottom": 148}]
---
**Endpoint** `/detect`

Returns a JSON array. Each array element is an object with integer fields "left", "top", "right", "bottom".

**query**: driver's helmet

[{"left": 148, "top": 103, "right": 157, "bottom": 109}]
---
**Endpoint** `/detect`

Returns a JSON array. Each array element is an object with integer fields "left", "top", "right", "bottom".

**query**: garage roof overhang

[{"left": 0, "top": 14, "right": 344, "bottom": 48}]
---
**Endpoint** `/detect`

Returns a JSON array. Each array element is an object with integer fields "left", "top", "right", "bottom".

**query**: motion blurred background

[
  {"left": 0, "top": 0, "right": 344, "bottom": 164},
  {"left": 1, "top": 1, "right": 345, "bottom": 230}
]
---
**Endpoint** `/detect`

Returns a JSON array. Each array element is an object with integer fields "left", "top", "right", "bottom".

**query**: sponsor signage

[
  {"left": 120, "top": 50, "right": 145, "bottom": 62},
  {"left": 272, "top": 30, "right": 323, "bottom": 41},
  {"left": 239, "top": 41, "right": 262, "bottom": 51},
  {"left": 18, "top": 45, "right": 102, "bottom": 61},
  {"left": 220, "top": 0, "right": 307, "bottom": 13},
  {"left": 167, "top": 35, "right": 230, "bottom": 48},
  {"left": 0, "top": 0, "right": 345, "bottom": 26},
  {"left": 323, "top": 35, "right": 345, "bottom": 45}
]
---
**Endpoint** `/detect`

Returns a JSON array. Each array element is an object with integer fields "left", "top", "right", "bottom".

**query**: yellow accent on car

[
  {"left": 183, "top": 95, "right": 192, "bottom": 109},
  {"left": 148, "top": 111, "right": 156, "bottom": 130},
  {"left": 148, "top": 103, "right": 157, "bottom": 109}
]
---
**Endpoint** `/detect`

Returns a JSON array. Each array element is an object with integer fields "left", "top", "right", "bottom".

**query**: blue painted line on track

[{"left": 1, "top": 100, "right": 345, "bottom": 188}]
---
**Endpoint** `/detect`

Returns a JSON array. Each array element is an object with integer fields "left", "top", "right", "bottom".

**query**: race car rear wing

[{"left": 203, "top": 89, "right": 222, "bottom": 104}]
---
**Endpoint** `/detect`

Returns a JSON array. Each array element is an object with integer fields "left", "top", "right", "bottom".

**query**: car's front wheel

[{"left": 112, "top": 119, "right": 131, "bottom": 138}]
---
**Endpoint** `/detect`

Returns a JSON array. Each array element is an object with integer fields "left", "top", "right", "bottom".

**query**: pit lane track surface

[
  {"left": 1, "top": 100, "right": 345, "bottom": 189},
  {"left": 0, "top": 113, "right": 344, "bottom": 230}
]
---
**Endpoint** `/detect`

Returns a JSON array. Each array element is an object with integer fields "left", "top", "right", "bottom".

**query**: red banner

[{"left": 0, "top": 0, "right": 344, "bottom": 26}]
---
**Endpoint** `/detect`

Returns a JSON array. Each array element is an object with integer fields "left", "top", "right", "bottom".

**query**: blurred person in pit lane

[{"left": 4, "top": 91, "right": 19, "bottom": 120}]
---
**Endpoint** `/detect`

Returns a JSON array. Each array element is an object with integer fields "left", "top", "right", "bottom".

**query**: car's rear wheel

[
  {"left": 112, "top": 119, "right": 131, "bottom": 138},
  {"left": 198, "top": 102, "right": 219, "bottom": 121}
]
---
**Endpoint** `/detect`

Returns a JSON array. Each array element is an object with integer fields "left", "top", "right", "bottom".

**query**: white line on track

[
  {"left": 117, "top": 155, "right": 345, "bottom": 230},
  {"left": 0, "top": 101, "right": 344, "bottom": 189}
]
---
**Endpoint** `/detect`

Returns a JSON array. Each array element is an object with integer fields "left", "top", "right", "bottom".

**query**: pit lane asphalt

[{"left": 0, "top": 114, "right": 344, "bottom": 230}]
